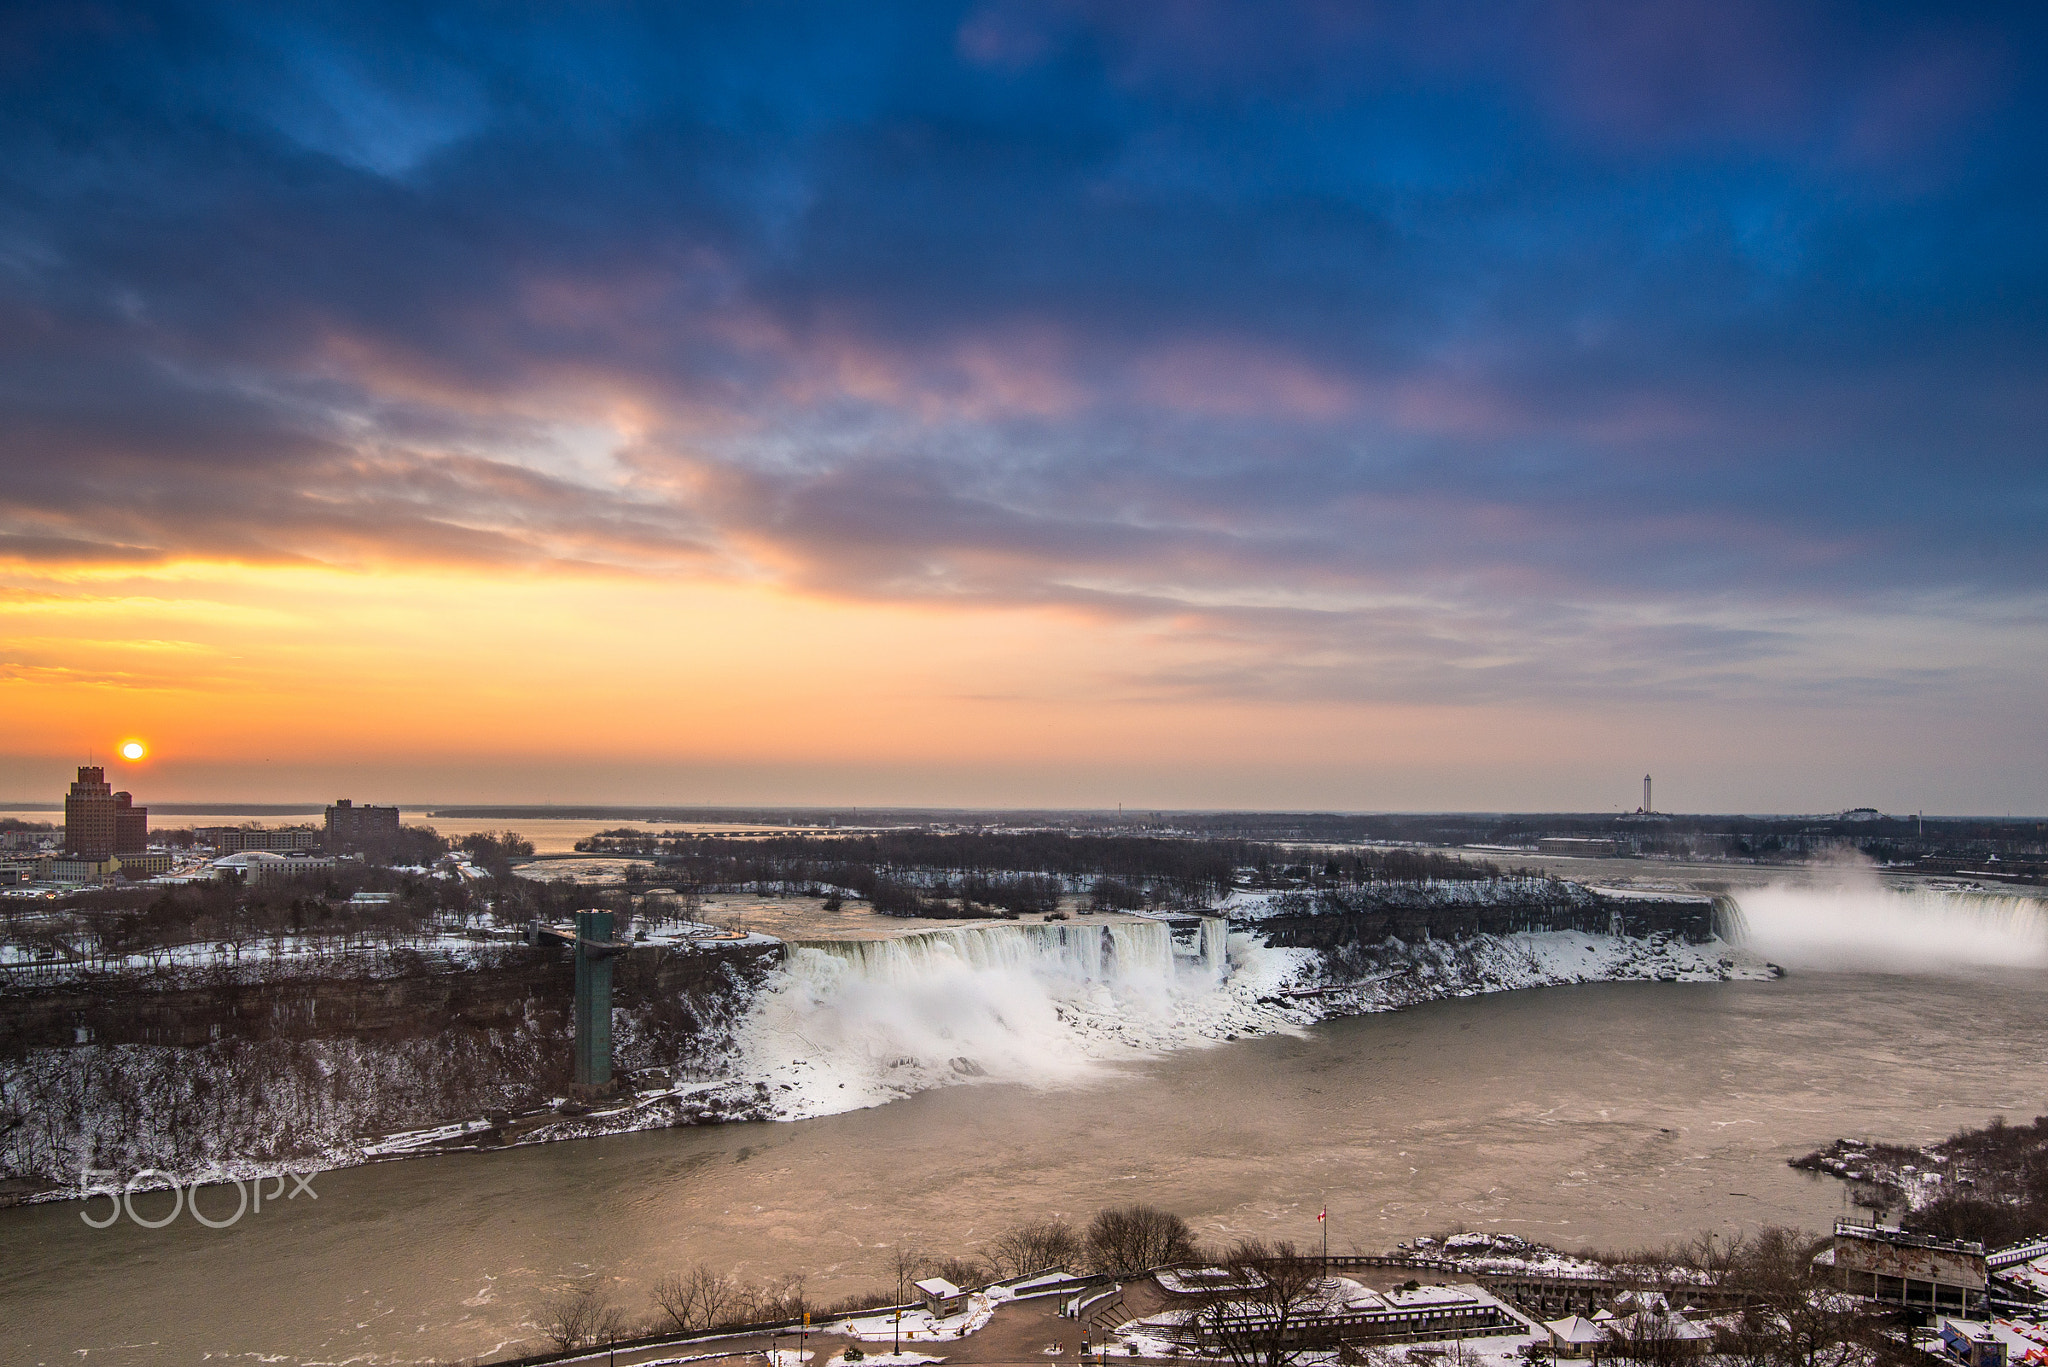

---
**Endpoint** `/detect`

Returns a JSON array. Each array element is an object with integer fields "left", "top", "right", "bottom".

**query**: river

[{"left": 5, "top": 964, "right": 2045, "bottom": 1366}]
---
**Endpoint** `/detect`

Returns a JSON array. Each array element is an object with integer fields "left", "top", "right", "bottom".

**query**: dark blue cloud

[{"left": 2, "top": 0, "right": 2045, "bottom": 699}]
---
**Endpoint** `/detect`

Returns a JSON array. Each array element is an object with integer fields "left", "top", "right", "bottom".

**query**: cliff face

[
  {"left": 1, "top": 952, "right": 571, "bottom": 1050},
  {"left": 1238, "top": 883, "right": 1725, "bottom": 947},
  {"left": 0, "top": 939, "right": 778, "bottom": 1197},
  {"left": 0, "top": 940, "right": 777, "bottom": 1052}
]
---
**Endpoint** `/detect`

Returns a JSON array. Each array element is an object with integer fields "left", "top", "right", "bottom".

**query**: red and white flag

[{"left": 1318, "top": 1206, "right": 1327, "bottom": 1223}]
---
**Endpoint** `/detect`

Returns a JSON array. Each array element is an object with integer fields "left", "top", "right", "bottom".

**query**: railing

[
  {"left": 1078, "top": 1286, "right": 1126, "bottom": 1328},
  {"left": 1191, "top": 1303, "right": 1520, "bottom": 1347},
  {"left": 1324, "top": 1254, "right": 1465, "bottom": 1275},
  {"left": 1837, "top": 1219, "right": 1986, "bottom": 1257},
  {"left": 1990, "top": 1239, "right": 2048, "bottom": 1270}
]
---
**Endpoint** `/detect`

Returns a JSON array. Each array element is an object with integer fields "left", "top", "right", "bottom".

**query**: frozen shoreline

[{"left": 2, "top": 924, "right": 1778, "bottom": 1205}]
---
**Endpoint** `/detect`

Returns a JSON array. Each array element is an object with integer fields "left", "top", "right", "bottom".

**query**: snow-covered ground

[
  {"left": 1400, "top": 1232, "right": 1714, "bottom": 1286},
  {"left": 834, "top": 1290, "right": 998, "bottom": 1343},
  {"left": 1221, "top": 877, "right": 1594, "bottom": 919},
  {"left": 0, "top": 929, "right": 531, "bottom": 986},
  {"left": 0, "top": 922, "right": 780, "bottom": 988}
]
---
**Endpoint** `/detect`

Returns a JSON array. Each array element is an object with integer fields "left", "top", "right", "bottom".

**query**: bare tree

[
  {"left": 736, "top": 1274, "right": 807, "bottom": 1324},
  {"left": 1610, "top": 1311, "right": 1698, "bottom": 1367},
  {"left": 928, "top": 1257, "right": 987, "bottom": 1289},
  {"left": 1714, "top": 1227, "right": 1878, "bottom": 1367},
  {"left": 538, "top": 1281, "right": 629, "bottom": 1352},
  {"left": 1087, "top": 1204, "right": 1199, "bottom": 1275},
  {"left": 989, "top": 1218, "right": 1085, "bottom": 1277},
  {"left": 652, "top": 1264, "right": 743, "bottom": 1333},
  {"left": 1196, "top": 1239, "right": 1330, "bottom": 1367},
  {"left": 891, "top": 1243, "right": 927, "bottom": 1305}
]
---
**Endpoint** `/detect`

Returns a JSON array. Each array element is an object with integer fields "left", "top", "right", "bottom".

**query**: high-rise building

[
  {"left": 324, "top": 799, "right": 402, "bottom": 852},
  {"left": 63, "top": 766, "right": 148, "bottom": 858}
]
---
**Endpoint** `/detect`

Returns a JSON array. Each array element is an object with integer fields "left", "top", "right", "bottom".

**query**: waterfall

[
  {"left": 1728, "top": 882, "right": 2048, "bottom": 970},
  {"left": 789, "top": 919, "right": 1178, "bottom": 984},
  {"left": 1710, "top": 893, "right": 1748, "bottom": 943},
  {"left": 741, "top": 918, "right": 1246, "bottom": 1117},
  {"left": 1200, "top": 916, "right": 1230, "bottom": 982}
]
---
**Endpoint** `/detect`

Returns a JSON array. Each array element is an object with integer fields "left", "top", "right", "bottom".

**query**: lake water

[
  {"left": 1, "top": 809, "right": 788, "bottom": 855},
  {"left": 5, "top": 966, "right": 2045, "bottom": 1366}
]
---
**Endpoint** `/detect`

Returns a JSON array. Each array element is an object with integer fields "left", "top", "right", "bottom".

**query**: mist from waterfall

[{"left": 1730, "top": 881, "right": 2048, "bottom": 971}]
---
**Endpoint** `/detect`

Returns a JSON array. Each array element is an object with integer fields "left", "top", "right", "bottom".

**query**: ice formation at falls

[
  {"left": 1729, "top": 882, "right": 2048, "bottom": 970},
  {"left": 789, "top": 918, "right": 1224, "bottom": 985},
  {"left": 729, "top": 882, "right": 2048, "bottom": 1122},
  {"left": 736, "top": 918, "right": 1260, "bottom": 1117}
]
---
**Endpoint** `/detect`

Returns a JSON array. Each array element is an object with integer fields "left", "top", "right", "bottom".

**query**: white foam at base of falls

[{"left": 737, "top": 918, "right": 1274, "bottom": 1117}]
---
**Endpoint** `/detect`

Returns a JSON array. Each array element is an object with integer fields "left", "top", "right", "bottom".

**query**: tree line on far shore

[{"left": 570, "top": 830, "right": 1514, "bottom": 919}]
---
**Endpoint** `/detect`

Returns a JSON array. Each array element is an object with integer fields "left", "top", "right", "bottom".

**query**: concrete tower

[
  {"left": 572, "top": 909, "right": 617, "bottom": 1086},
  {"left": 1643, "top": 774, "right": 1653, "bottom": 813}
]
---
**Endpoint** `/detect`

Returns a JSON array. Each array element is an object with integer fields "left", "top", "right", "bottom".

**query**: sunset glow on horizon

[{"left": 4, "top": 4, "right": 2046, "bottom": 813}]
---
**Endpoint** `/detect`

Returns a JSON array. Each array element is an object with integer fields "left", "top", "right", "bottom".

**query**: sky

[{"left": 2, "top": 2, "right": 2045, "bottom": 813}]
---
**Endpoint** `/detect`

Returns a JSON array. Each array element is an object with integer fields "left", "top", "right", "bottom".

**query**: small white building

[
  {"left": 1543, "top": 1315, "right": 1609, "bottom": 1359},
  {"left": 914, "top": 1277, "right": 966, "bottom": 1318},
  {"left": 1604, "top": 1308, "right": 1713, "bottom": 1357}
]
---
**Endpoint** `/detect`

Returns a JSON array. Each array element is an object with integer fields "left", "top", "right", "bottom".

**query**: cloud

[{"left": 2, "top": 1, "right": 2046, "bottom": 710}]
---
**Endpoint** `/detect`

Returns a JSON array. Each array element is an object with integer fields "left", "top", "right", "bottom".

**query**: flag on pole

[{"left": 1318, "top": 1206, "right": 1327, "bottom": 1223}]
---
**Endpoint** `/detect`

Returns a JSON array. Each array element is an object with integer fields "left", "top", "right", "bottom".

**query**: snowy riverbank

[
  {"left": 364, "top": 924, "right": 1778, "bottom": 1151},
  {"left": 1, "top": 919, "right": 1778, "bottom": 1200}
]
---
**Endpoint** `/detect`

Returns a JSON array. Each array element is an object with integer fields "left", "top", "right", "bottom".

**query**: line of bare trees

[
  {"left": 535, "top": 1203, "right": 1199, "bottom": 1351},
  {"left": 569, "top": 830, "right": 1512, "bottom": 912}
]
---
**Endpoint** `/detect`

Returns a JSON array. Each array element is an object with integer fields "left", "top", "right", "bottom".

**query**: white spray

[
  {"left": 737, "top": 918, "right": 1249, "bottom": 1117},
  {"left": 1731, "top": 880, "right": 2048, "bottom": 971}
]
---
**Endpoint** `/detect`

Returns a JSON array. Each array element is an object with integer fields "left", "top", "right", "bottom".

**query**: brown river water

[{"left": 5, "top": 965, "right": 2046, "bottom": 1366}]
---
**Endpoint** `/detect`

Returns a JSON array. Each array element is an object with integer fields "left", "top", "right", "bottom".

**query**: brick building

[
  {"left": 324, "top": 799, "right": 402, "bottom": 852},
  {"left": 62, "top": 766, "right": 148, "bottom": 859}
]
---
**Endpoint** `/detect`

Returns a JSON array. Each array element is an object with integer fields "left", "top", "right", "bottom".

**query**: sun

[{"left": 120, "top": 740, "right": 147, "bottom": 761}]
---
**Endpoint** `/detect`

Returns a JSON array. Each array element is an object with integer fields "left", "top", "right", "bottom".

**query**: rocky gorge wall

[{"left": 0, "top": 939, "right": 778, "bottom": 1198}]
